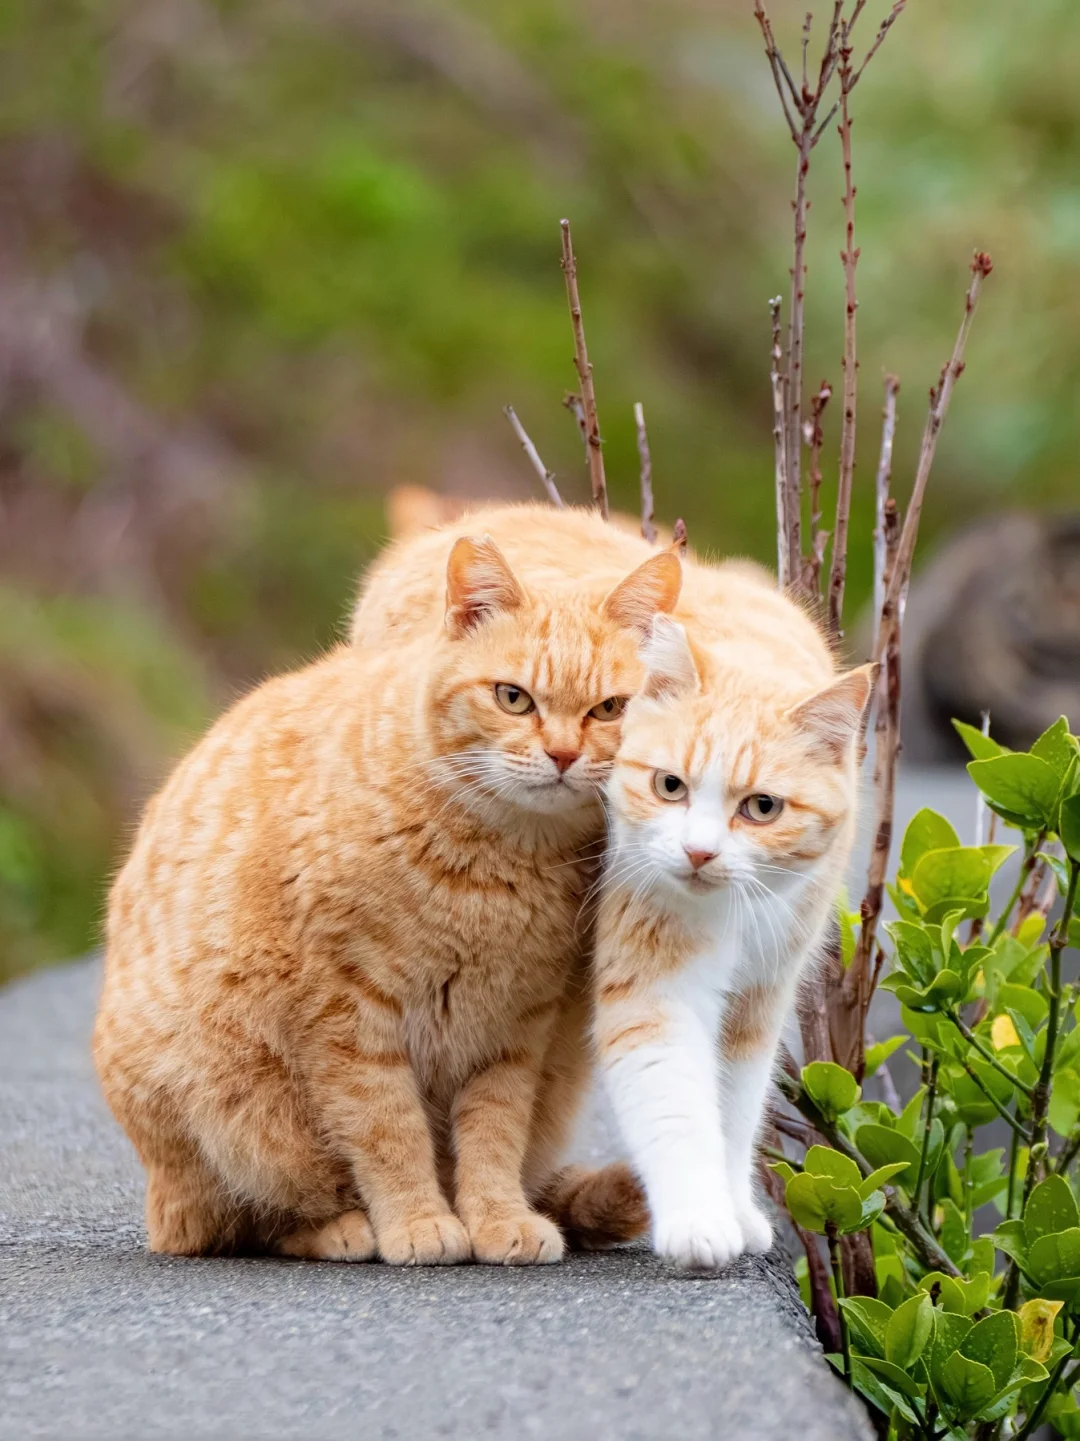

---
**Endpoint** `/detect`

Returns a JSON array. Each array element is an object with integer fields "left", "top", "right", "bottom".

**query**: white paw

[
  {"left": 654, "top": 1210, "right": 744, "bottom": 1272},
  {"left": 734, "top": 1201, "right": 774, "bottom": 1255}
]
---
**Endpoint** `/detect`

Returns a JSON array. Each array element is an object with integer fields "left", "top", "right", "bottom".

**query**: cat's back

[{"left": 352, "top": 502, "right": 656, "bottom": 647}]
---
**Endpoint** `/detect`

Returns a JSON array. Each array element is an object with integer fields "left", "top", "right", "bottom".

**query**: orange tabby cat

[
  {"left": 593, "top": 568, "right": 875, "bottom": 1270},
  {"left": 95, "top": 516, "right": 679, "bottom": 1265}
]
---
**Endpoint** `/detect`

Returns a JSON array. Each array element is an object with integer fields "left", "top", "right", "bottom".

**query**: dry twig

[
  {"left": 559, "top": 219, "right": 608, "bottom": 518},
  {"left": 769, "top": 296, "right": 790, "bottom": 584},
  {"left": 504, "top": 405, "right": 564, "bottom": 508},
  {"left": 872, "top": 376, "right": 900, "bottom": 634},
  {"left": 562, "top": 392, "right": 588, "bottom": 457},
  {"left": 634, "top": 402, "right": 658, "bottom": 544},
  {"left": 804, "top": 380, "right": 833, "bottom": 595}
]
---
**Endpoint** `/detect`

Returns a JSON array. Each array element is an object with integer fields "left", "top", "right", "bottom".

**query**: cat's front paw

[
  {"left": 469, "top": 1209, "right": 565, "bottom": 1266},
  {"left": 377, "top": 1211, "right": 471, "bottom": 1266},
  {"left": 734, "top": 1201, "right": 774, "bottom": 1255},
  {"left": 654, "top": 1210, "right": 743, "bottom": 1273}
]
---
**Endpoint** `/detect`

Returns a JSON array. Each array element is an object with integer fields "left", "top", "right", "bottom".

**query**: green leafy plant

[{"left": 772, "top": 717, "right": 1080, "bottom": 1439}]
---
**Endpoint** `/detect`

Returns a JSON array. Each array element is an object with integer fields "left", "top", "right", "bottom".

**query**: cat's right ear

[
  {"left": 602, "top": 550, "right": 683, "bottom": 638},
  {"left": 640, "top": 615, "right": 699, "bottom": 700},
  {"left": 445, "top": 535, "right": 526, "bottom": 638}
]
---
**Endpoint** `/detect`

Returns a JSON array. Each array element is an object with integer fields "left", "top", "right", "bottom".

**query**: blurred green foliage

[{"left": 0, "top": 0, "right": 1077, "bottom": 978}]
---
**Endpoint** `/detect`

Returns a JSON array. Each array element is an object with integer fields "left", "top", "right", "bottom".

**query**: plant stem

[
  {"left": 1022, "top": 858, "right": 1079, "bottom": 1205},
  {"left": 957, "top": 1058, "right": 1030, "bottom": 1142},
  {"left": 988, "top": 834, "right": 1043, "bottom": 945},
  {"left": 1013, "top": 1351, "right": 1080, "bottom": 1441},
  {"left": 913, "top": 1055, "right": 939, "bottom": 1222},
  {"left": 1006, "top": 1126, "right": 1020, "bottom": 1217},
  {"left": 1055, "top": 1126, "right": 1080, "bottom": 1176},
  {"left": 945, "top": 1009, "right": 1035, "bottom": 1098},
  {"left": 826, "top": 1224, "right": 851, "bottom": 1385},
  {"left": 962, "top": 1127, "right": 973, "bottom": 1234}
]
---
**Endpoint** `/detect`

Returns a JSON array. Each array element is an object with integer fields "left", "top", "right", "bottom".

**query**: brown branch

[
  {"left": 634, "top": 402, "right": 657, "bottom": 544},
  {"left": 871, "top": 376, "right": 901, "bottom": 634},
  {"left": 769, "top": 296, "right": 791, "bottom": 584},
  {"left": 850, "top": 495, "right": 900, "bottom": 1020},
  {"left": 875, "top": 252, "right": 993, "bottom": 668},
  {"left": 672, "top": 517, "right": 688, "bottom": 554},
  {"left": 827, "top": 50, "right": 859, "bottom": 638},
  {"left": 849, "top": 1, "right": 908, "bottom": 92},
  {"left": 559, "top": 219, "right": 608, "bottom": 519},
  {"left": 504, "top": 406, "right": 564, "bottom": 508},
  {"left": 803, "top": 379, "right": 832, "bottom": 597},
  {"left": 753, "top": 3, "right": 802, "bottom": 139},
  {"left": 562, "top": 391, "right": 588, "bottom": 457}
]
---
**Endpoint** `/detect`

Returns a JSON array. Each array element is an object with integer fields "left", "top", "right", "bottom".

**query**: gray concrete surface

[{"left": 0, "top": 957, "right": 872, "bottom": 1441}]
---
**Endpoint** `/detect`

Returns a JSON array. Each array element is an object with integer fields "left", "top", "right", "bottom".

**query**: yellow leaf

[
  {"left": 1019, "top": 1298, "right": 1063, "bottom": 1362},
  {"left": 992, "top": 1014, "right": 1021, "bottom": 1051},
  {"left": 898, "top": 877, "right": 916, "bottom": 896}
]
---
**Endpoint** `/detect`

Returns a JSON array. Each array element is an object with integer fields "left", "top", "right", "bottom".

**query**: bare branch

[
  {"left": 871, "top": 375, "right": 901, "bottom": 637},
  {"left": 803, "top": 380, "right": 832, "bottom": 597},
  {"left": 634, "top": 401, "right": 657, "bottom": 544},
  {"left": 785, "top": 131, "right": 811, "bottom": 584},
  {"left": 672, "top": 517, "right": 688, "bottom": 554},
  {"left": 826, "top": 54, "right": 859, "bottom": 638},
  {"left": 562, "top": 391, "right": 588, "bottom": 457},
  {"left": 875, "top": 252, "right": 994, "bottom": 667},
  {"left": 753, "top": 3, "right": 803, "bottom": 139},
  {"left": 503, "top": 405, "right": 564, "bottom": 508},
  {"left": 559, "top": 219, "right": 608, "bottom": 519},
  {"left": 769, "top": 296, "right": 791, "bottom": 585},
  {"left": 849, "top": 0, "right": 908, "bottom": 92}
]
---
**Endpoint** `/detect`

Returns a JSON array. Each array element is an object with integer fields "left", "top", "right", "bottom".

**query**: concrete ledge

[{"left": 0, "top": 959, "right": 871, "bottom": 1441}]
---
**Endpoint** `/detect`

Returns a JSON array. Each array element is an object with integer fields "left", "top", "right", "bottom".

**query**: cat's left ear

[
  {"left": 640, "top": 615, "right": 700, "bottom": 700},
  {"left": 602, "top": 549, "right": 682, "bottom": 638},
  {"left": 787, "top": 663, "right": 879, "bottom": 760},
  {"left": 445, "top": 535, "right": 526, "bottom": 638}
]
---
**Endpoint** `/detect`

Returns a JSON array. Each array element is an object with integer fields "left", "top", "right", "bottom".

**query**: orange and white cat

[
  {"left": 593, "top": 568, "right": 875, "bottom": 1271},
  {"left": 95, "top": 511, "right": 680, "bottom": 1266}
]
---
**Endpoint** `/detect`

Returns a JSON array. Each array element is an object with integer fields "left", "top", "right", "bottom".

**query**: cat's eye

[
  {"left": 587, "top": 696, "right": 628, "bottom": 722},
  {"left": 494, "top": 683, "right": 535, "bottom": 715},
  {"left": 652, "top": 771, "right": 688, "bottom": 802},
  {"left": 739, "top": 794, "right": 784, "bottom": 824}
]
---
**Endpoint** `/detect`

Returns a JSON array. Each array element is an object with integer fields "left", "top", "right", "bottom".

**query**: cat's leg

[
  {"left": 451, "top": 1001, "right": 565, "bottom": 1265},
  {"left": 718, "top": 982, "right": 795, "bottom": 1255},
  {"left": 522, "top": 976, "right": 649, "bottom": 1250},
  {"left": 597, "top": 967, "right": 742, "bottom": 1271},
  {"left": 308, "top": 996, "right": 470, "bottom": 1267},
  {"left": 145, "top": 1145, "right": 241, "bottom": 1256}
]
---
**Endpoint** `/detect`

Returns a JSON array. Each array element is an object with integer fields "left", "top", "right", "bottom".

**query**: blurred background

[{"left": 1, "top": 0, "right": 1078, "bottom": 982}]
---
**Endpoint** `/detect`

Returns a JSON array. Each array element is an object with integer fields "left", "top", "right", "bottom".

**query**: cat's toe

[
  {"left": 735, "top": 1203, "right": 774, "bottom": 1255},
  {"left": 654, "top": 1211, "right": 743, "bottom": 1273},
  {"left": 378, "top": 1212, "right": 471, "bottom": 1266},
  {"left": 275, "top": 1209, "right": 377, "bottom": 1262},
  {"left": 469, "top": 1210, "right": 565, "bottom": 1266}
]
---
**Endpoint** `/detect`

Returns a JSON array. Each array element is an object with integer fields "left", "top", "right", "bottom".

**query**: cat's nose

[
  {"left": 546, "top": 749, "right": 580, "bottom": 774},
  {"left": 684, "top": 847, "right": 717, "bottom": 871}
]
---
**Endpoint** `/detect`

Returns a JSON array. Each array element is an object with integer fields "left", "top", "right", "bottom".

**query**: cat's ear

[
  {"left": 602, "top": 549, "right": 682, "bottom": 638},
  {"left": 640, "top": 615, "right": 699, "bottom": 700},
  {"left": 787, "top": 663, "right": 878, "bottom": 759},
  {"left": 445, "top": 535, "right": 526, "bottom": 637}
]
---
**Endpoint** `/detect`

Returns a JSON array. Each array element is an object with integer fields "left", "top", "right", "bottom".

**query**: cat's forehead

[
  {"left": 623, "top": 692, "right": 800, "bottom": 785},
  {"left": 476, "top": 605, "right": 642, "bottom": 707}
]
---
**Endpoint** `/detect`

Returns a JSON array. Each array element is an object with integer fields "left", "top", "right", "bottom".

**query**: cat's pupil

[
  {"left": 508, "top": 689, "right": 520, "bottom": 704},
  {"left": 757, "top": 796, "right": 774, "bottom": 813},
  {"left": 664, "top": 776, "right": 679, "bottom": 793}
]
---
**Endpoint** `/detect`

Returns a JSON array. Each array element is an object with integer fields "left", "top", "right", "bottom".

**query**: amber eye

[
  {"left": 588, "top": 696, "right": 628, "bottom": 722},
  {"left": 494, "top": 683, "right": 535, "bottom": 715},
  {"left": 739, "top": 794, "right": 784, "bottom": 824},
  {"left": 652, "top": 772, "right": 688, "bottom": 802}
]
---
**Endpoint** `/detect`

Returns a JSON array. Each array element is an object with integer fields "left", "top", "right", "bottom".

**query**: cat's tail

[{"left": 534, "top": 1162, "right": 649, "bottom": 1250}]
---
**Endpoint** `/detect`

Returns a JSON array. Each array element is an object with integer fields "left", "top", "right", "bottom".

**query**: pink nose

[
  {"left": 546, "top": 750, "right": 580, "bottom": 775},
  {"left": 684, "top": 848, "right": 717, "bottom": 871}
]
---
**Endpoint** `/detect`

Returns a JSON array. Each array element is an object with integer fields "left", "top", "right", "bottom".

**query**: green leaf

[
  {"left": 860, "top": 1355, "right": 927, "bottom": 1402},
  {"left": 1061, "top": 797, "right": 1080, "bottom": 864},
  {"left": 803, "top": 1145, "right": 862, "bottom": 1189},
  {"left": 1027, "top": 1227, "right": 1080, "bottom": 1285},
  {"left": 967, "top": 754, "right": 1062, "bottom": 828},
  {"left": 911, "top": 847, "right": 992, "bottom": 908},
  {"left": 996, "top": 981, "right": 1048, "bottom": 1029},
  {"left": 768, "top": 1159, "right": 798, "bottom": 1186},
  {"left": 959, "top": 1310, "right": 1019, "bottom": 1391},
  {"left": 1050, "top": 1067, "right": 1080, "bottom": 1138},
  {"left": 941, "top": 1351, "right": 998, "bottom": 1416},
  {"left": 901, "top": 808, "right": 961, "bottom": 876},
  {"left": 992, "top": 1218, "right": 1029, "bottom": 1270},
  {"left": 1024, "top": 1174, "right": 1080, "bottom": 1243},
  {"left": 1043, "top": 852, "right": 1073, "bottom": 897},
  {"left": 886, "top": 920, "right": 937, "bottom": 985},
  {"left": 927, "top": 1310, "right": 973, "bottom": 1390},
  {"left": 885, "top": 1292, "right": 934, "bottom": 1369},
  {"left": 848, "top": 1358, "right": 920, "bottom": 1424},
  {"left": 917, "top": 1270, "right": 967, "bottom": 1314},
  {"left": 1031, "top": 716, "right": 1080, "bottom": 777},
  {"left": 858, "top": 1162, "right": 909, "bottom": 1199},
  {"left": 953, "top": 719, "right": 1006, "bottom": 761},
  {"left": 864, "top": 1034, "right": 906, "bottom": 1078},
  {"left": 785, "top": 1173, "right": 863, "bottom": 1234},
  {"left": 855, "top": 1124, "right": 921, "bottom": 1189},
  {"left": 939, "top": 1196, "right": 970, "bottom": 1268},
  {"left": 801, "top": 1061, "right": 860, "bottom": 1121},
  {"left": 838, "top": 1296, "right": 893, "bottom": 1358}
]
